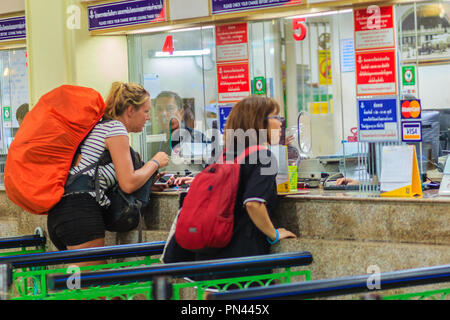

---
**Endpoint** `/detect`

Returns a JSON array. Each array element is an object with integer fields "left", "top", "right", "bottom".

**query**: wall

[
  {"left": 25, "top": 0, "right": 129, "bottom": 105},
  {"left": 0, "top": 0, "right": 25, "bottom": 15}
]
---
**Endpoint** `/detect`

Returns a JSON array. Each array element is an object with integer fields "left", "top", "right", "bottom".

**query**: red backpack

[
  {"left": 175, "top": 145, "right": 267, "bottom": 252},
  {"left": 4, "top": 85, "right": 105, "bottom": 214}
]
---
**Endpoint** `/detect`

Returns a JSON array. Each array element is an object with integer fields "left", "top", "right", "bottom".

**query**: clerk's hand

[
  {"left": 285, "top": 135, "right": 295, "bottom": 146},
  {"left": 336, "top": 177, "right": 359, "bottom": 186}
]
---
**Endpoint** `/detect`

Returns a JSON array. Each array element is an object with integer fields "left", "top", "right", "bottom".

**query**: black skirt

[{"left": 47, "top": 193, "right": 106, "bottom": 251}]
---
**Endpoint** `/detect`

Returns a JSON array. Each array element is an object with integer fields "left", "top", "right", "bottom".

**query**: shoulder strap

[
  {"left": 219, "top": 145, "right": 268, "bottom": 165},
  {"left": 236, "top": 145, "right": 268, "bottom": 164}
]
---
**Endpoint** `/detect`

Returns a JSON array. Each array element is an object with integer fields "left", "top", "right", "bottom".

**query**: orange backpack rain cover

[{"left": 4, "top": 85, "right": 106, "bottom": 215}]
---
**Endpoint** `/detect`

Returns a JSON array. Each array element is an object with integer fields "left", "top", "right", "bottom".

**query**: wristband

[
  {"left": 151, "top": 159, "right": 160, "bottom": 169},
  {"left": 266, "top": 229, "right": 279, "bottom": 245}
]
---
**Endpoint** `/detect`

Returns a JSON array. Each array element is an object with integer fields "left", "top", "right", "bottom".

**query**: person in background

[
  {"left": 163, "top": 95, "right": 296, "bottom": 278},
  {"left": 153, "top": 91, "right": 207, "bottom": 155},
  {"left": 47, "top": 82, "right": 170, "bottom": 265},
  {"left": 16, "top": 103, "right": 29, "bottom": 126}
]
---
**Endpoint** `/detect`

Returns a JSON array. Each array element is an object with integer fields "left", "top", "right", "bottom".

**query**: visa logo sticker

[{"left": 401, "top": 121, "right": 422, "bottom": 142}]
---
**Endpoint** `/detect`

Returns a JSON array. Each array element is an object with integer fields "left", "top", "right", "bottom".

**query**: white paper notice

[
  {"left": 380, "top": 145, "right": 413, "bottom": 192},
  {"left": 143, "top": 73, "right": 161, "bottom": 100}
]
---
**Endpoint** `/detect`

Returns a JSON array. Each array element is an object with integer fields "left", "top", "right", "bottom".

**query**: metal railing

[
  {"left": 0, "top": 241, "right": 166, "bottom": 300},
  {"left": 42, "top": 251, "right": 313, "bottom": 300},
  {"left": 207, "top": 264, "right": 450, "bottom": 300},
  {"left": 0, "top": 228, "right": 46, "bottom": 257}
]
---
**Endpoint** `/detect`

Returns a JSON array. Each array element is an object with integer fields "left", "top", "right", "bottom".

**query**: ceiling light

[{"left": 154, "top": 48, "right": 211, "bottom": 57}]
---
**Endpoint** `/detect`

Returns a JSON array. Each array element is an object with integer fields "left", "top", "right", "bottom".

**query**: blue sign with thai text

[
  {"left": 88, "top": 0, "right": 165, "bottom": 31},
  {"left": 358, "top": 98, "right": 398, "bottom": 142},
  {"left": 0, "top": 16, "right": 26, "bottom": 42},
  {"left": 211, "top": 0, "right": 302, "bottom": 15},
  {"left": 218, "top": 105, "right": 233, "bottom": 134}
]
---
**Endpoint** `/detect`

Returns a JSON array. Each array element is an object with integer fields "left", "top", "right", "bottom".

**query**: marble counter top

[{"left": 152, "top": 188, "right": 450, "bottom": 203}]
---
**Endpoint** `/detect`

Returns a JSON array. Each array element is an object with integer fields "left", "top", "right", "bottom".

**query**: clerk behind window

[{"left": 151, "top": 91, "right": 207, "bottom": 156}]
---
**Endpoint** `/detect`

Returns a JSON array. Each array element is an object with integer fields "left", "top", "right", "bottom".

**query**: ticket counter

[
  {"left": 121, "top": 0, "right": 450, "bottom": 199},
  {"left": 145, "top": 189, "right": 450, "bottom": 283},
  {"left": 0, "top": 0, "right": 449, "bottom": 295},
  {"left": 1, "top": 188, "right": 448, "bottom": 284}
]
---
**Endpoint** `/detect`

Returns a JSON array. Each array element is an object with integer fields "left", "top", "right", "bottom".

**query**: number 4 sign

[{"left": 162, "top": 35, "right": 174, "bottom": 55}]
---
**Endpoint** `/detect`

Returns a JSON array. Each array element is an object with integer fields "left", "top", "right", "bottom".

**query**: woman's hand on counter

[
  {"left": 151, "top": 171, "right": 174, "bottom": 191},
  {"left": 277, "top": 228, "right": 297, "bottom": 240},
  {"left": 173, "top": 176, "right": 194, "bottom": 186}
]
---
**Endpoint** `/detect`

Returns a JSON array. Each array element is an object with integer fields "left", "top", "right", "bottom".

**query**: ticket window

[
  {"left": 127, "top": 18, "right": 344, "bottom": 166},
  {"left": 0, "top": 48, "right": 29, "bottom": 185},
  {"left": 128, "top": 27, "right": 217, "bottom": 161},
  {"left": 127, "top": 22, "right": 285, "bottom": 162},
  {"left": 127, "top": 1, "right": 450, "bottom": 185}
]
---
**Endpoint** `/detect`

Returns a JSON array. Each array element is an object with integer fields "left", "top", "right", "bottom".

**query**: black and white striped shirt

[{"left": 69, "top": 120, "right": 129, "bottom": 207}]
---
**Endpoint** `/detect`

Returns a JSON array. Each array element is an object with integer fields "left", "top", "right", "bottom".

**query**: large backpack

[
  {"left": 4, "top": 85, "right": 105, "bottom": 214},
  {"left": 174, "top": 145, "right": 267, "bottom": 253}
]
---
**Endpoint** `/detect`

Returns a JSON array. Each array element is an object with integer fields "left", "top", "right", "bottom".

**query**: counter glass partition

[
  {"left": 0, "top": 48, "right": 29, "bottom": 186},
  {"left": 127, "top": 0, "right": 450, "bottom": 196}
]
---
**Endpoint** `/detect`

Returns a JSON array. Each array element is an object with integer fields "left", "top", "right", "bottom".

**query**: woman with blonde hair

[{"left": 47, "top": 82, "right": 169, "bottom": 262}]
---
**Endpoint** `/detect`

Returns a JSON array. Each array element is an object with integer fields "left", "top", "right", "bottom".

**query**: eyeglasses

[{"left": 265, "top": 115, "right": 283, "bottom": 122}]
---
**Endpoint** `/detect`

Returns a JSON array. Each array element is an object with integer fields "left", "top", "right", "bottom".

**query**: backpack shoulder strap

[{"left": 235, "top": 145, "right": 268, "bottom": 164}]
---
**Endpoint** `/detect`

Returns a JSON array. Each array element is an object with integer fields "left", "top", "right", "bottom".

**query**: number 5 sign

[{"left": 292, "top": 18, "right": 307, "bottom": 41}]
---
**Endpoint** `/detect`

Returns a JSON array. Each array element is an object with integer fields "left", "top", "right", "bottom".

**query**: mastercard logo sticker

[{"left": 401, "top": 100, "right": 421, "bottom": 119}]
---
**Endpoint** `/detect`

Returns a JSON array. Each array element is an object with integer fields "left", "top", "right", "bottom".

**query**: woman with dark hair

[{"left": 163, "top": 95, "right": 296, "bottom": 270}]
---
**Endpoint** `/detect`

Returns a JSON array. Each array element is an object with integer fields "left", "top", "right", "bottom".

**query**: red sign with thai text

[
  {"left": 216, "top": 23, "right": 249, "bottom": 62},
  {"left": 354, "top": 5, "right": 395, "bottom": 50},
  {"left": 355, "top": 50, "right": 397, "bottom": 96},
  {"left": 217, "top": 62, "right": 250, "bottom": 103},
  {"left": 216, "top": 23, "right": 248, "bottom": 46}
]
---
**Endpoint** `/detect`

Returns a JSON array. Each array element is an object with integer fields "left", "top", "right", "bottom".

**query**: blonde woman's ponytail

[{"left": 104, "top": 82, "right": 149, "bottom": 120}]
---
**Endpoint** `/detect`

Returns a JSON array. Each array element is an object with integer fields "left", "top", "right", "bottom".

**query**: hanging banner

[
  {"left": 354, "top": 5, "right": 395, "bottom": 51},
  {"left": 217, "top": 62, "right": 250, "bottom": 103},
  {"left": 355, "top": 50, "right": 397, "bottom": 96},
  {"left": 318, "top": 50, "right": 332, "bottom": 85},
  {"left": 0, "top": 16, "right": 26, "bottom": 42},
  {"left": 211, "top": 0, "right": 302, "bottom": 15},
  {"left": 87, "top": 0, "right": 165, "bottom": 31},
  {"left": 358, "top": 98, "right": 398, "bottom": 142},
  {"left": 215, "top": 23, "right": 249, "bottom": 62}
]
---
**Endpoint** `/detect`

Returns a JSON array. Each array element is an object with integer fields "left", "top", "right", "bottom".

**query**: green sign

[
  {"left": 3, "top": 106, "right": 11, "bottom": 122},
  {"left": 402, "top": 65, "right": 416, "bottom": 86},
  {"left": 253, "top": 77, "right": 266, "bottom": 95}
]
